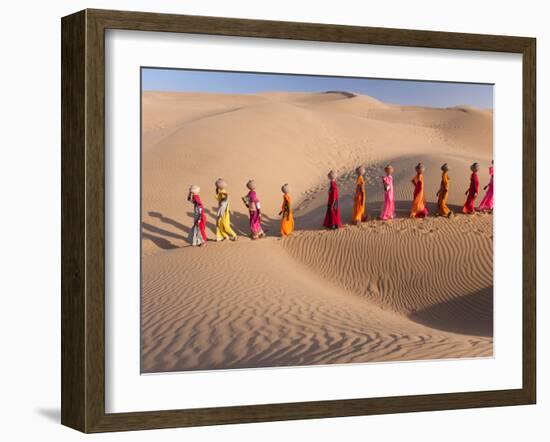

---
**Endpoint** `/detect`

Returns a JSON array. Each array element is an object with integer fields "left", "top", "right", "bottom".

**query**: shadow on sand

[
  {"left": 142, "top": 211, "right": 189, "bottom": 250},
  {"left": 148, "top": 211, "right": 190, "bottom": 235},
  {"left": 191, "top": 208, "right": 278, "bottom": 238},
  {"left": 143, "top": 208, "right": 280, "bottom": 249},
  {"left": 141, "top": 232, "right": 179, "bottom": 250},
  {"left": 143, "top": 199, "right": 470, "bottom": 249},
  {"left": 409, "top": 287, "right": 493, "bottom": 338}
]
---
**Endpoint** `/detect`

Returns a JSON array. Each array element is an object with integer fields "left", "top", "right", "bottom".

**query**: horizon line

[
  {"left": 142, "top": 89, "right": 493, "bottom": 111},
  {"left": 141, "top": 67, "right": 494, "bottom": 109}
]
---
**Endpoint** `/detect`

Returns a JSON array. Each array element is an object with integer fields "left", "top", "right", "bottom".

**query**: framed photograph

[{"left": 61, "top": 9, "right": 536, "bottom": 433}]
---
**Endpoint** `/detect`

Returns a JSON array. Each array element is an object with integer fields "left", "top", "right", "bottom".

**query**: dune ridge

[{"left": 281, "top": 215, "right": 493, "bottom": 336}]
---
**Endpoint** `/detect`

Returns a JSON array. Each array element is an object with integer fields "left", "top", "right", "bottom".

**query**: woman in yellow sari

[
  {"left": 279, "top": 183, "right": 294, "bottom": 236},
  {"left": 436, "top": 163, "right": 453, "bottom": 217},
  {"left": 352, "top": 166, "right": 366, "bottom": 224},
  {"left": 215, "top": 178, "right": 237, "bottom": 241}
]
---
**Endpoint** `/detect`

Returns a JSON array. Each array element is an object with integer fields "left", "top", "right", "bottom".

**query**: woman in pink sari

[
  {"left": 478, "top": 160, "right": 494, "bottom": 212},
  {"left": 462, "top": 162, "right": 480, "bottom": 214},
  {"left": 379, "top": 165, "right": 395, "bottom": 220},
  {"left": 242, "top": 180, "right": 265, "bottom": 239},
  {"left": 323, "top": 170, "right": 341, "bottom": 229}
]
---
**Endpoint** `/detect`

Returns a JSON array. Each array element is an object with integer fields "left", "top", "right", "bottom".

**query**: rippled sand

[{"left": 141, "top": 90, "right": 493, "bottom": 373}]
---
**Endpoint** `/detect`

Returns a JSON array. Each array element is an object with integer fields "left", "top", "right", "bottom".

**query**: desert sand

[{"left": 141, "top": 90, "right": 493, "bottom": 373}]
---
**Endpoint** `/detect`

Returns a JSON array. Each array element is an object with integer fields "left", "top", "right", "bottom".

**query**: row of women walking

[{"left": 187, "top": 161, "right": 494, "bottom": 246}]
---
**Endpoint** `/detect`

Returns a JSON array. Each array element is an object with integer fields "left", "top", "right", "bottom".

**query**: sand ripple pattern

[
  {"left": 140, "top": 91, "right": 494, "bottom": 373},
  {"left": 281, "top": 215, "right": 493, "bottom": 337},
  {"left": 142, "top": 219, "right": 493, "bottom": 373}
]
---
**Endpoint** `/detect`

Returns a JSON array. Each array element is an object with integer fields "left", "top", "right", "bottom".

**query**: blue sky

[{"left": 142, "top": 68, "right": 493, "bottom": 109}]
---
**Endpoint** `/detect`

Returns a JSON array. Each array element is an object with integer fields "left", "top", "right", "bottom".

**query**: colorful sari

[
  {"left": 352, "top": 175, "right": 366, "bottom": 223},
  {"left": 323, "top": 180, "right": 342, "bottom": 228},
  {"left": 410, "top": 173, "right": 428, "bottom": 218},
  {"left": 280, "top": 194, "right": 294, "bottom": 236},
  {"left": 216, "top": 189, "right": 237, "bottom": 241},
  {"left": 380, "top": 175, "right": 395, "bottom": 220},
  {"left": 437, "top": 171, "right": 452, "bottom": 217},
  {"left": 247, "top": 190, "right": 264, "bottom": 239},
  {"left": 189, "top": 194, "right": 207, "bottom": 246},
  {"left": 478, "top": 166, "right": 494, "bottom": 211},
  {"left": 462, "top": 172, "right": 479, "bottom": 214}
]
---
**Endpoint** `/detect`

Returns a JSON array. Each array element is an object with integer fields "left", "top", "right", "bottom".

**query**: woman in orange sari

[
  {"left": 279, "top": 183, "right": 294, "bottom": 236},
  {"left": 410, "top": 163, "right": 429, "bottom": 218},
  {"left": 436, "top": 163, "right": 453, "bottom": 217},
  {"left": 352, "top": 166, "right": 366, "bottom": 224}
]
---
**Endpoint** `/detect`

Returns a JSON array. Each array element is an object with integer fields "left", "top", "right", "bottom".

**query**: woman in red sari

[
  {"left": 187, "top": 184, "right": 207, "bottom": 247},
  {"left": 323, "top": 170, "right": 341, "bottom": 229},
  {"left": 462, "top": 162, "right": 480, "bottom": 214}
]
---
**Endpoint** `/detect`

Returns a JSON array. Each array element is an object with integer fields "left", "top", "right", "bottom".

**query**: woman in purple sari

[
  {"left": 478, "top": 160, "right": 494, "bottom": 212},
  {"left": 242, "top": 180, "right": 265, "bottom": 240}
]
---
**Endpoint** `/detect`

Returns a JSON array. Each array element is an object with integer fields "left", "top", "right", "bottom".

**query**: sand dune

[
  {"left": 142, "top": 91, "right": 492, "bottom": 251},
  {"left": 281, "top": 216, "right": 493, "bottom": 335},
  {"left": 142, "top": 227, "right": 492, "bottom": 373},
  {"left": 141, "top": 90, "right": 493, "bottom": 372}
]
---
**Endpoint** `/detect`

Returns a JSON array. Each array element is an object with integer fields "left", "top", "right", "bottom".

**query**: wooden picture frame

[{"left": 61, "top": 8, "right": 536, "bottom": 433}]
